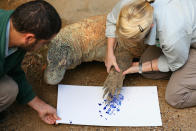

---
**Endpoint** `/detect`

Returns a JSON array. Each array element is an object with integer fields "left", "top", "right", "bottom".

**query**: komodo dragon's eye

[{"left": 47, "top": 41, "right": 72, "bottom": 67}]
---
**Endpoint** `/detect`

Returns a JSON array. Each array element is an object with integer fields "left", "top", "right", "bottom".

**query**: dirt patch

[{"left": 1, "top": 0, "right": 196, "bottom": 130}]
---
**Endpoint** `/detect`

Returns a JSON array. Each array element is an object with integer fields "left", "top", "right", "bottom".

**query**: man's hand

[{"left": 28, "top": 96, "right": 61, "bottom": 124}]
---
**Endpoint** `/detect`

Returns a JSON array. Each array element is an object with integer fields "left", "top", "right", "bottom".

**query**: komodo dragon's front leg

[{"left": 103, "top": 44, "right": 133, "bottom": 100}]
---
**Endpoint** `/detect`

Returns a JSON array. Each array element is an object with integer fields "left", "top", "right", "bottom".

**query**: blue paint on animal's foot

[
  {"left": 118, "top": 101, "right": 122, "bottom": 106},
  {"left": 108, "top": 93, "right": 113, "bottom": 99},
  {"left": 119, "top": 94, "right": 124, "bottom": 100}
]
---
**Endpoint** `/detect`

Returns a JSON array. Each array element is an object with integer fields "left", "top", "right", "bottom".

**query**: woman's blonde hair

[{"left": 116, "top": 0, "right": 154, "bottom": 42}]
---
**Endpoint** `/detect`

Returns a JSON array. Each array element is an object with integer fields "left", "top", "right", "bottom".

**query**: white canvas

[{"left": 56, "top": 85, "right": 162, "bottom": 126}]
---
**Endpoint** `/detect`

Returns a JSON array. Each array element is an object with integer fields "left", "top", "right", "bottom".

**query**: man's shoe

[{"left": 0, "top": 111, "right": 7, "bottom": 123}]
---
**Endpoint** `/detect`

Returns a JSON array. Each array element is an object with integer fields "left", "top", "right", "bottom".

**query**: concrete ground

[{"left": 0, "top": 0, "right": 196, "bottom": 130}]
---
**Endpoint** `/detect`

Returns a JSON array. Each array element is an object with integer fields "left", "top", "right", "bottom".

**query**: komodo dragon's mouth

[{"left": 44, "top": 65, "right": 66, "bottom": 85}]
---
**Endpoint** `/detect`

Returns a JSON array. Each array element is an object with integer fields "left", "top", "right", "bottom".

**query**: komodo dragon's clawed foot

[
  {"left": 103, "top": 45, "right": 133, "bottom": 101},
  {"left": 103, "top": 69, "right": 124, "bottom": 101}
]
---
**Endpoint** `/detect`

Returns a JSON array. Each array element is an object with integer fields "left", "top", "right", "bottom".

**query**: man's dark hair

[{"left": 11, "top": 0, "right": 61, "bottom": 40}]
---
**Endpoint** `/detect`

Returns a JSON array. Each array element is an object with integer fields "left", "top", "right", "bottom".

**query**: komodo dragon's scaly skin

[{"left": 44, "top": 15, "right": 147, "bottom": 98}]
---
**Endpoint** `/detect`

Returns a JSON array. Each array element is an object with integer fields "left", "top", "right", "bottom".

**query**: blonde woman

[{"left": 105, "top": 0, "right": 196, "bottom": 109}]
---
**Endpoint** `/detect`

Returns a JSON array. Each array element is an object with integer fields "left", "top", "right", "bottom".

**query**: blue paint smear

[
  {"left": 98, "top": 103, "right": 102, "bottom": 106},
  {"left": 100, "top": 115, "right": 103, "bottom": 117},
  {"left": 99, "top": 110, "right": 101, "bottom": 113},
  {"left": 69, "top": 120, "right": 72, "bottom": 124}
]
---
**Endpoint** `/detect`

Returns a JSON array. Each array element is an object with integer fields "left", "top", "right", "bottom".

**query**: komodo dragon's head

[{"left": 44, "top": 37, "right": 73, "bottom": 85}]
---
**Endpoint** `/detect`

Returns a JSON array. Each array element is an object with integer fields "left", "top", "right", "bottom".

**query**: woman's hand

[
  {"left": 123, "top": 62, "right": 139, "bottom": 75},
  {"left": 123, "top": 59, "right": 159, "bottom": 75},
  {"left": 105, "top": 51, "right": 120, "bottom": 73},
  {"left": 105, "top": 37, "right": 121, "bottom": 73}
]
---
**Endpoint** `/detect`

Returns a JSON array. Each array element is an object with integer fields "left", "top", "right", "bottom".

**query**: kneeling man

[{"left": 0, "top": 0, "right": 61, "bottom": 124}]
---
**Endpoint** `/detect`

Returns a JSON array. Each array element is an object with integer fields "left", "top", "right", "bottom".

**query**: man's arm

[
  {"left": 28, "top": 96, "right": 61, "bottom": 124},
  {"left": 7, "top": 52, "right": 60, "bottom": 124}
]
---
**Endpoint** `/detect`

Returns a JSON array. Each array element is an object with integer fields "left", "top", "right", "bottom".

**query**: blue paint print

[
  {"left": 69, "top": 120, "right": 72, "bottom": 124},
  {"left": 98, "top": 92, "right": 125, "bottom": 119},
  {"left": 110, "top": 104, "right": 116, "bottom": 108},
  {"left": 103, "top": 104, "right": 108, "bottom": 110},
  {"left": 106, "top": 108, "right": 111, "bottom": 114}
]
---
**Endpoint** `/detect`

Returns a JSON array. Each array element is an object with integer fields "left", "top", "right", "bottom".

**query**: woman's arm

[
  {"left": 123, "top": 34, "right": 192, "bottom": 75},
  {"left": 105, "top": 0, "right": 134, "bottom": 72},
  {"left": 123, "top": 59, "right": 159, "bottom": 75},
  {"left": 105, "top": 37, "right": 120, "bottom": 73}
]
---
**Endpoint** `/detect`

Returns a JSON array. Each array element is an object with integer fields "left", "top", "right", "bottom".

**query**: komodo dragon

[{"left": 44, "top": 15, "right": 147, "bottom": 100}]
